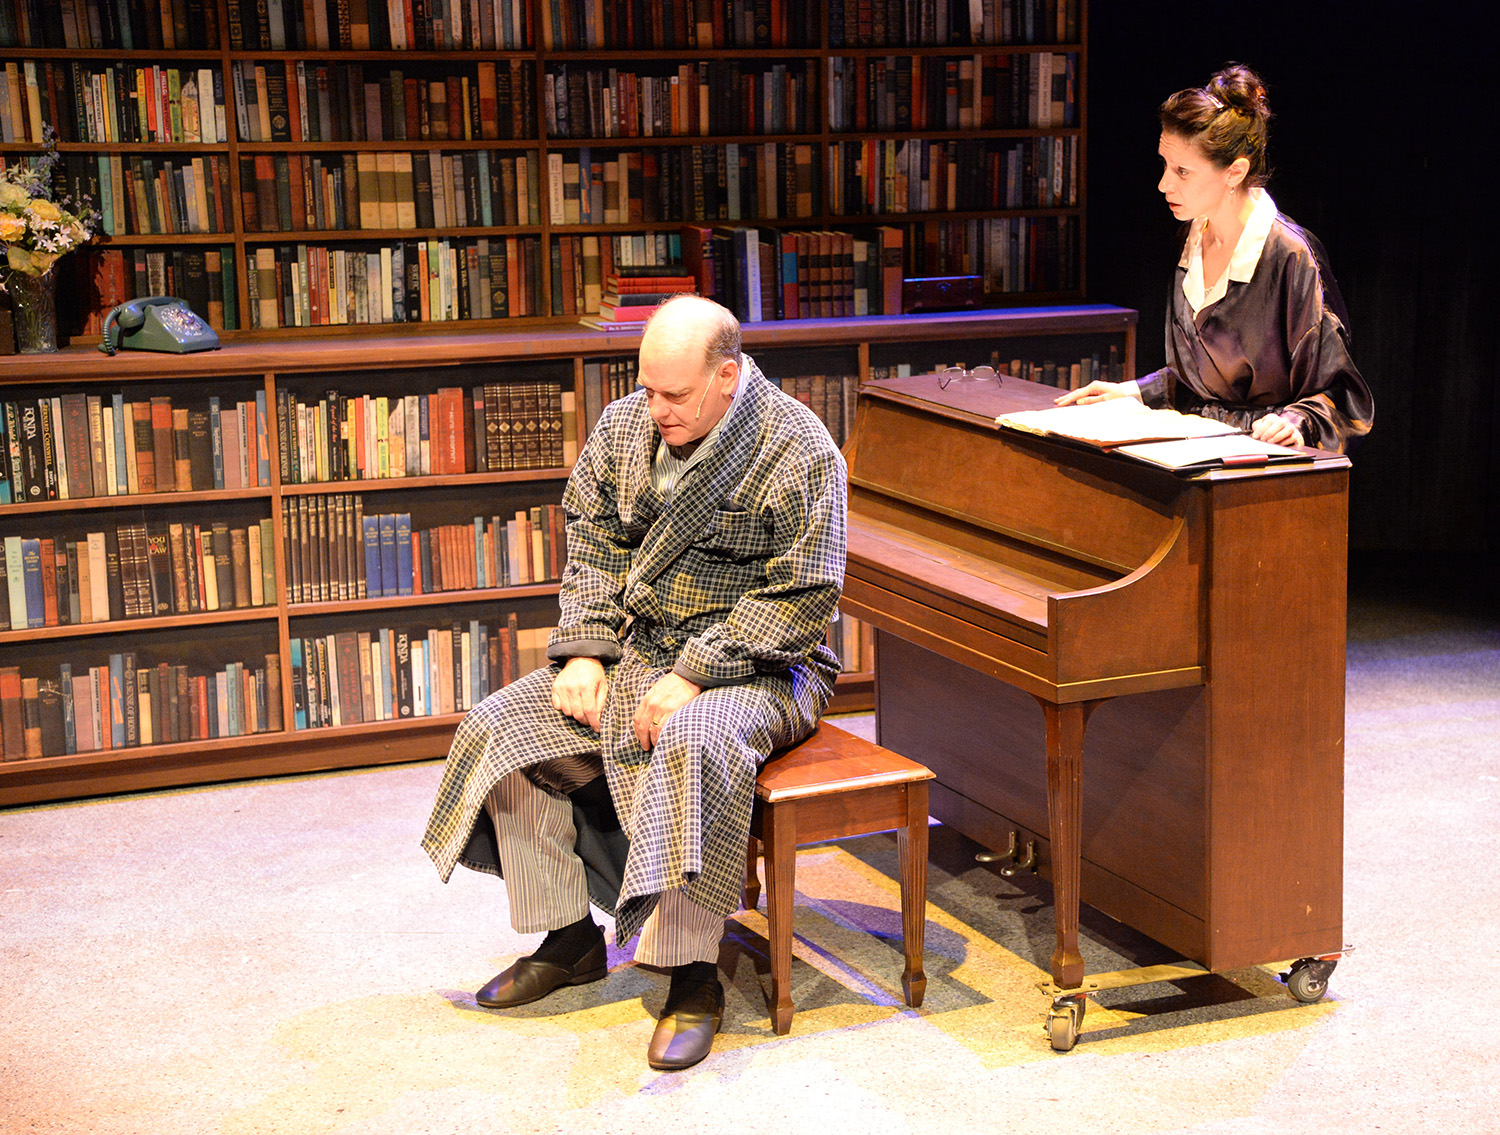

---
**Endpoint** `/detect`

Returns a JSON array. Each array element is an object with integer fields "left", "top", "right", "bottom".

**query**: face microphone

[{"left": 695, "top": 355, "right": 740, "bottom": 420}]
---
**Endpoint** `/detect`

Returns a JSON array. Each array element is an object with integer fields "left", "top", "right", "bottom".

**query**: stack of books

[{"left": 579, "top": 269, "right": 696, "bottom": 330}]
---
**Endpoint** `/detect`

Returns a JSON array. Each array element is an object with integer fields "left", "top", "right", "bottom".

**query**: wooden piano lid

[{"left": 846, "top": 374, "right": 1189, "bottom": 585}]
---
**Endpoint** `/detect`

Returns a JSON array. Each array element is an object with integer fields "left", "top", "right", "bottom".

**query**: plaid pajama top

[{"left": 421, "top": 358, "right": 848, "bottom": 940}]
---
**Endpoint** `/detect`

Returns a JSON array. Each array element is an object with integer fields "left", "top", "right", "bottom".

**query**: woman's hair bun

[
  {"left": 1206, "top": 62, "right": 1271, "bottom": 121},
  {"left": 1160, "top": 62, "right": 1273, "bottom": 186}
]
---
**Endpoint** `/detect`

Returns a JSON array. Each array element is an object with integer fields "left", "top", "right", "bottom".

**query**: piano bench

[{"left": 744, "top": 720, "right": 935, "bottom": 1035}]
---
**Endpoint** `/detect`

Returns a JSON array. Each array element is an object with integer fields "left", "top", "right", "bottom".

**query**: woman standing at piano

[{"left": 1057, "top": 63, "right": 1373, "bottom": 452}]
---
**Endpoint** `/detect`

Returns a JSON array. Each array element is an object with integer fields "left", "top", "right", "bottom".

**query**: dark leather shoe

[
  {"left": 647, "top": 978, "right": 724, "bottom": 1071},
  {"left": 475, "top": 937, "right": 608, "bottom": 1008}
]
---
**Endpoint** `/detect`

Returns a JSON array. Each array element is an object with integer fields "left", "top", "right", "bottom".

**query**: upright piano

[{"left": 840, "top": 373, "right": 1348, "bottom": 1001}]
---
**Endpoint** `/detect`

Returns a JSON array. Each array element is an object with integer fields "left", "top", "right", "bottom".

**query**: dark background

[{"left": 1085, "top": 2, "right": 1496, "bottom": 603}]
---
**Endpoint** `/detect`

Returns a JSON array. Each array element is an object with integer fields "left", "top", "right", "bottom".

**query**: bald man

[{"left": 421, "top": 295, "right": 847, "bottom": 1070}]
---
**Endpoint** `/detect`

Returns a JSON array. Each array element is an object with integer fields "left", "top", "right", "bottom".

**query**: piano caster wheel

[
  {"left": 1046, "top": 994, "right": 1086, "bottom": 1052},
  {"left": 1281, "top": 957, "right": 1337, "bottom": 1003}
]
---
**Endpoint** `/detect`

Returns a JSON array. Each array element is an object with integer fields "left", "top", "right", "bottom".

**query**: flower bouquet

[{"left": 1, "top": 137, "right": 96, "bottom": 353}]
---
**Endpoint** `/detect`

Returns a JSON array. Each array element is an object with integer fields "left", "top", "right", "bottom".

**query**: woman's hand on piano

[
  {"left": 1055, "top": 380, "right": 1144, "bottom": 407},
  {"left": 1250, "top": 412, "right": 1304, "bottom": 448}
]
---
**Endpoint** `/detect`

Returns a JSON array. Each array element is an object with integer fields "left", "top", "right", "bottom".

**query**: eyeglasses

[{"left": 937, "top": 365, "right": 1001, "bottom": 389}]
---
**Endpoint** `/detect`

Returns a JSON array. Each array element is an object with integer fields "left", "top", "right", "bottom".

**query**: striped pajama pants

[{"left": 485, "top": 766, "right": 725, "bottom": 967}]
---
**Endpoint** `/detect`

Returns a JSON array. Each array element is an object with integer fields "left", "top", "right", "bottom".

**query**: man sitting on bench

[{"left": 420, "top": 294, "right": 848, "bottom": 1071}]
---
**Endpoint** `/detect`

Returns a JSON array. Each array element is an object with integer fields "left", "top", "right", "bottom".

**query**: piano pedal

[
  {"left": 974, "top": 831, "right": 1018, "bottom": 864},
  {"left": 1000, "top": 840, "right": 1037, "bottom": 877},
  {"left": 974, "top": 831, "right": 1038, "bottom": 876}
]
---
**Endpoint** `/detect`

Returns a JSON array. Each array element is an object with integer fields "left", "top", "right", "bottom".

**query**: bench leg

[
  {"left": 761, "top": 801, "right": 797, "bottom": 1035},
  {"left": 743, "top": 835, "right": 761, "bottom": 910},
  {"left": 897, "top": 782, "right": 929, "bottom": 1008}
]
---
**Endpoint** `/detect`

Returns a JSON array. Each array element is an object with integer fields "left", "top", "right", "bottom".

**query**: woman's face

[{"left": 1157, "top": 131, "right": 1237, "bottom": 221}]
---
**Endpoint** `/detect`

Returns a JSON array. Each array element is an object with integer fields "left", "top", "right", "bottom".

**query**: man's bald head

[
  {"left": 640, "top": 294, "right": 741, "bottom": 376},
  {"left": 637, "top": 295, "right": 743, "bottom": 451}
]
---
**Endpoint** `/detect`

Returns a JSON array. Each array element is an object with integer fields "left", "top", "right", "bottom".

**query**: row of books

[
  {"left": 54, "top": 222, "right": 1076, "bottom": 339},
  {"left": 3, "top": 52, "right": 1076, "bottom": 154},
  {"left": 1, "top": 520, "right": 275, "bottom": 630},
  {"left": 278, "top": 380, "right": 574, "bottom": 484},
  {"left": 775, "top": 374, "right": 861, "bottom": 447},
  {"left": 545, "top": 142, "right": 820, "bottom": 228},
  {"left": 605, "top": 231, "right": 683, "bottom": 274},
  {"left": 73, "top": 246, "right": 240, "bottom": 336},
  {"left": 580, "top": 356, "right": 638, "bottom": 433},
  {"left": 289, "top": 614, "right": 547, "bottom": 729},
  {"left": 0, "top": 654, "right": 282, "bottom": 761},
  {"left": 908, "top": 214, "right": 1081, "bottom": 295},
  {"left": 545, "top": 142, "right": 1062, "bottom": 235},
  {"left": 827, "top": 50, "right": 1076, "bottom": 133},
  {"left": 58, "top": 217, "right": 1077, "bottom": 339},
  {"left": 240, "top": 150, "right": 542, "bottom": 237},
  {"left": 681, "top": 223, "right": 904, "bottom": 323},
  {"left": 549, "top": 234, "right": 613, "bottom": 318},
  {"left": 825, "top": 135, "right": 1079, "bottom": 216},
  {"left": 540, "top": 0, "right": 817, "bottom": 50},
  {"left": 63, "top": 153, "right": 230, "bottom": 238},
  {"left": 65, "top": 136, "right": 1076, "bottom": 249},
  {"left": 864, "top": 346, "right": 1125, "bottom": 391},
  {"left": 231, "top": 59, "right": 535, "bottom": 145},
  {"left": 4, "top": 61, "right": 228, "bottom": 146},
  {"left": 243, "top": 236, "right": 546, "bottom": 330},
  {"left": 0, "top": 0, "right": 221, "bottom": 50},
  {"left": 0, "top": 391, "right": 269, "bottom": 506},
  {"left": 0, "top": 0, "right": 1076, "bottom": 53},
  {"left": 280, "top": 495, "right": 566, "bottom": 604},
  {"left": 226, "top": 0, "right": 534, "bottom": 52},
  {"left": 1002, "top": 346, "right": 1126, "bottom": 391},
  {"left": 543, "top": 60, "right": 816, "bottom": 141},
  {"left": 829, "top": 0, "right": 1081, "bottom": 47}
]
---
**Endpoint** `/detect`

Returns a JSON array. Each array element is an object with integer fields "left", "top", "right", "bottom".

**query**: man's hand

[
  {"left": 1054, "top": 380, "right": 1143, "bottom": 407},
  {"left": 552, "top": 657, "right": 609, "bottom": 731},
  {"left": 633, "top": 671, "right": 703, "bottom": 750},
  {"left": 1250, "top": 412, "right": 1304, "bottom": 448}
]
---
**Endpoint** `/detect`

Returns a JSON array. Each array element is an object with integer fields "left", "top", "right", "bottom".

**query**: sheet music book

[
  {"left": 1114, "top": 435, "right": 1312, "bottom": 471},
  {"left": 997, "top": 400, "right": 1242, "bottom": 447}
]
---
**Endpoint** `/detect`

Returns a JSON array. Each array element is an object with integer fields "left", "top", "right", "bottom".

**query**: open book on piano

[
  {"left": 997, "top": 399, "right": 1311, "bottom": 471},
  {"left": 1113, "top": 434, "right": 1311, "bottom": 470}
]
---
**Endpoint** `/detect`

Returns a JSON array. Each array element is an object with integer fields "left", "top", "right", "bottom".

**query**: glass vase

[{"left": 9, "top": 270, "right": 59, "bottom": 354}]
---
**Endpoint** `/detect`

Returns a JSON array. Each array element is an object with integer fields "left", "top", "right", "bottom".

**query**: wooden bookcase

[
  {"left": 0, "top": 305, "right": 1134, "bottom": 805},
  {"left": 1, "top": 0, "right": 1088, "bottom": 340}
]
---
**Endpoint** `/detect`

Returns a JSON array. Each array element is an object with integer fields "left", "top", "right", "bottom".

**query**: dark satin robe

[{"left": 1137, "top": 214, "right": 1374, "bottom": 453}]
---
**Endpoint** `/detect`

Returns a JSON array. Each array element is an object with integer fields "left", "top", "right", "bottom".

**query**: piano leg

[{"left": 1037, "top": 697, "right": 1105, "bottom": 990}]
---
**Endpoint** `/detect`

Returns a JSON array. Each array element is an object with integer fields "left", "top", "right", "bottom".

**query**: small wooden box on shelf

[{"left": 0, "top": 306, "right": 1134, "bottom": 805}]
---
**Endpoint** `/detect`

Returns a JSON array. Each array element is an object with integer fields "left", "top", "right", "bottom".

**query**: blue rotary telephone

[{"left": 99, "top": 297, "right": 221, "bottom": 356}]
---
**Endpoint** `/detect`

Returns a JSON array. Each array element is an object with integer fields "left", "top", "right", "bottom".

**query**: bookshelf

[
  {"left": 1, "top": 0, "right": 1088, "bottom": 341},
  {"left": 0, "top": 305, "right": 1135, "bottom": 804}
]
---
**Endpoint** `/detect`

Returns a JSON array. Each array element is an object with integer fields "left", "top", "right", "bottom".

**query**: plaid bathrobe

[{"left": 421, "top": 357, "right": 847, "bottom": 943}]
